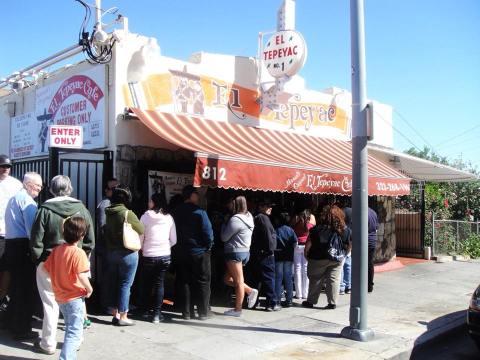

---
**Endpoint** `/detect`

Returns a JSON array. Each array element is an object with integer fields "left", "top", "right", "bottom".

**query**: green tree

[{"left": 405, "top": 146, "right": 479, "bottom": 220}]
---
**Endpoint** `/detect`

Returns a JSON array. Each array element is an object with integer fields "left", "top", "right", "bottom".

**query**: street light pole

[{"left": 341, "top": 0, "right": 375, "bottom": 342}]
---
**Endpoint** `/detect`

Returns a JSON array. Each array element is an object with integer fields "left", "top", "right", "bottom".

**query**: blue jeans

[
  {"left": 224, "top": 251, "right": 250, "bottom": 265},
  {"left": 58, "top": 297, "right": 84, "bottom": 360},
  {"left": 106, "top": 250, "right": 139, "bottom": 313},
  {"left": 248, "top": 253, "right": 277, "bottom": 307},
  {"left": 340, "top": 254, "right": 352, "bottom": 291},
  {"left": 275, "top": 261, "right": 293, "bottom": 303},
  {"left": 140, "top": 255, "right": 171, "bottom": 313}
]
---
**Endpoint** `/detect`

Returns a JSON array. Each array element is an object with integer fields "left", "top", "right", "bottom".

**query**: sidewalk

[{"left": 0, "top": 260, "right": 475, "bottom": 359}]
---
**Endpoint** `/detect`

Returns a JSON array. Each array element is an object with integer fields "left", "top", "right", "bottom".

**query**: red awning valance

[{"left": 131, "top": 109, "right": 410, "bottom": 196}]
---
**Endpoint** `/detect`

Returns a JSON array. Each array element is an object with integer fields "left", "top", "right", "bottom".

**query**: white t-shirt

[
  {"left": 140, "top": 210, "right": 177, "bottom": 257},
  {"left": 0, "top": 176, "right": 23, "bottom": 237}
]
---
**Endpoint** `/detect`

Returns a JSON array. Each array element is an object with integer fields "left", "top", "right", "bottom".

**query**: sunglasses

[{"left": 0, "top": 165, "right": 11, "bottom": 169}]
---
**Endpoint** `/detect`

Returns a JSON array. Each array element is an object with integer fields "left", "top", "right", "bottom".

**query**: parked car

[{"left": 468, "top": 284, "right": 480, "bottom": 349}]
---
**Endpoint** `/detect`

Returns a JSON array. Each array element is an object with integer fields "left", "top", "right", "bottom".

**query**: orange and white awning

[{"left": 131, "top": 109, "right": 411, "bottom": 196}]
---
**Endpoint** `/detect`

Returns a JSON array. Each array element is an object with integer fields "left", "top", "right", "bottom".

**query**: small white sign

[
  {"left": 263, "top": 30, "right": 307, "bottom": 78},
  {"left": 49, "top": 125, "right": 83, "bottom": 148}
]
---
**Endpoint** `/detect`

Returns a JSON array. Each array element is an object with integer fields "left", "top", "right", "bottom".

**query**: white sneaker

[
  {"left": 247, "top": 288, "right": 259, "bottom": 309},
  {"left": 224, "top": 309, "right": 242, "bottom": 317}
]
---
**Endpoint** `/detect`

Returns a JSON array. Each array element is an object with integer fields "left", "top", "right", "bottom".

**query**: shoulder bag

[{"left": 123, "top": 210, "right": 141, "bottom": 251}]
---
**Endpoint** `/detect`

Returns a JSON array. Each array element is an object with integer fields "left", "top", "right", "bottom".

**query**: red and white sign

[
  {"left": 49, "top": 125, "right": 83, "bottom": 148},
  {"left": 194, "top": 156, "right": 411, "bottom": 196},
  {"left": 263, "top": 30, "right": 307, "bottom": 78}
]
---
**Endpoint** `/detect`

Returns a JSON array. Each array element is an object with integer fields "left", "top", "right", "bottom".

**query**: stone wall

[{"left": 374, "top": 196, "right": 396, "bottom": 263}]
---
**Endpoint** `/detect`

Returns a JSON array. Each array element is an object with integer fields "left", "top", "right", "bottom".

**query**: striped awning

[{"left": 131, "top": 109, "right": 411, "bottom": 196}]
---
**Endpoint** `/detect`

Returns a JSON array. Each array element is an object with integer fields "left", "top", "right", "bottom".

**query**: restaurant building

[{"left": 0, "top": 2, "right": 419, "bottom": 265}]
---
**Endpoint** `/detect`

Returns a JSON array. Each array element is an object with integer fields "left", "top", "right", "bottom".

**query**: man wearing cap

[
  {"left": 4, "top": 172, "right": 43, "bottom": 340},
  {"left": 0, "top": 154, "right": 23, "bottom": 314},
  {"left": 172, "top": 185, "right": 213, "bottom": 320},
  {"left": 250, "top": 199, "right": 279, "bottom": 311}
]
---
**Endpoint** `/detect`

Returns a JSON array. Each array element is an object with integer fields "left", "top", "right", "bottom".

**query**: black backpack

[{"left": 327, "top": 227, "right": 351, "bottom": 262}]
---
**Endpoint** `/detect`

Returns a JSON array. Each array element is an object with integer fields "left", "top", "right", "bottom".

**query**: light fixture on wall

[{"left": 4, "top": 100, "right": 16, "bottom": 117}]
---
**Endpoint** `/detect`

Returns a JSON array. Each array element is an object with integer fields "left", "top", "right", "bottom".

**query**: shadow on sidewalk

[
  {"left": 173, "top": 314, "right": 341, "bottom": 338},
  {"left": 0, "top": 330, "right": 41, "bottom": 360}
]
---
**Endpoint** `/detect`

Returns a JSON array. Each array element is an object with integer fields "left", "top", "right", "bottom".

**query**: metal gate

[
  {"left": 12, "top": 149, "right": 113, "bottom": 216},
  {"left": 11, "top": 157, "right": 50, "bottom": 203},
  {"left": 59, "top": 157, "right": 107, "bottom": 216},
  {"left": 395, "top": 181, "right": 425, "bottom": 258}
]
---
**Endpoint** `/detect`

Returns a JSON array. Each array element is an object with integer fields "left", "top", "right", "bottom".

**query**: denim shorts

[{"left": 225, "top": 252, "right": 250, "bottom": 265}]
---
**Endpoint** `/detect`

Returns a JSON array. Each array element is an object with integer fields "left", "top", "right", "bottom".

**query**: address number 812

[{"left": 201, "top": 166, "right": 227, "bottom": 181}]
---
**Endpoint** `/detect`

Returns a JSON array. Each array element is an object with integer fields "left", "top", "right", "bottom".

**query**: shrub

[{"left": 460, "top": 234, "right": 480, "bottom": 259}]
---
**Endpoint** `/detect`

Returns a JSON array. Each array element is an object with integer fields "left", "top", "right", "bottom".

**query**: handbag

[{"left": 123, "top": 210, "right": 141, "bottom": 251}]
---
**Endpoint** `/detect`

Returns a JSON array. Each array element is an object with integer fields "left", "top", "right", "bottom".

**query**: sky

[{"left": 1, "top": 0, "right": 479, "bottom": 168}]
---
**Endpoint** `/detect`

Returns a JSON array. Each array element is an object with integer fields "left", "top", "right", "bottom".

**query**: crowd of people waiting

[{"left": 0, "top": 153, "right": 378, "bottom": 359}]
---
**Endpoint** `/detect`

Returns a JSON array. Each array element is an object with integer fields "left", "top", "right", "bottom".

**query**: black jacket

[
  {"left": 251, "top": 213, "right": 276, "bottom": 255},
  {"left": 172, "top": 202, "right": 213, "bottom": 255}
]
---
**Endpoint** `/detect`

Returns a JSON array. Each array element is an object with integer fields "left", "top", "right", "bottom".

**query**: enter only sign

[{"left": 49, "top": 125, "right": 83, "bottom": 148}]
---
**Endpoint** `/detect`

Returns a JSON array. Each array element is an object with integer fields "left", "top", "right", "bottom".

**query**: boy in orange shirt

[{"left": 43, "top": 217, "right": 93, "bottom": 360}]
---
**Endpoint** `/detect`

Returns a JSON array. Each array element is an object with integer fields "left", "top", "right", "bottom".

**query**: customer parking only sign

[{"left": 49, "top": 125, "right": 83, "bottom": 148}]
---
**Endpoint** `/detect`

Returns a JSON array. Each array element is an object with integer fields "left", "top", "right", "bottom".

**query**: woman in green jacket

[{"left": 104, "top": 185, "right": 144, "bottom": 326}]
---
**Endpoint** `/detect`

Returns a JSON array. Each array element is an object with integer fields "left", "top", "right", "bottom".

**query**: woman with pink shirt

[
  {"left": 139, "top": 193, "right": 177, "bottom": 323},
  {"left": 292, "top": 209, "right": 314, "bottom": 299}
]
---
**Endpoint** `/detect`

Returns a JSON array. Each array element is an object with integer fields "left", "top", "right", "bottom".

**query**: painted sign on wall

[
  {"left": 10, "top": 112, "right": 39, "bottom": 159},
  {"left": 33, "top": 65, "right": 106, "bottom": 156},
  {"left": 147, "top": 170, "right": 193, "bottom": 206},
  {"left": 124, "top": 60, "right": 350, "bottom": 140}
]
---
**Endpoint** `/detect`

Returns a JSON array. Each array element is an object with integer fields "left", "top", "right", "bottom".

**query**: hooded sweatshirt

[
  {"left": 30, "top": 196, "right": 95, "bottom": 264},
  {"left": 221, "top": 212, "right": 254, "bottom": 254},
  {"left": 140, "top": 210, "right": 177, "bottom": 257},
  {"left": 104, "top": 203, "right": 144, "bottom": 251}
]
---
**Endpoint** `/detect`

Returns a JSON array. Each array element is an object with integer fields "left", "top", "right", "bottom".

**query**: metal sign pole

[{"left": 341, "top": 0, "right": 374, "bottom": 342}]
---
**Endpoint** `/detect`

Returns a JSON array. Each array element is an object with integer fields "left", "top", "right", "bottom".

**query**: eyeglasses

[
  {"left": 31, "top": 183, "right": 43, "bottom": 190},
  {"left": 0, "top": 165, "right": 11, "bottom": 169}
]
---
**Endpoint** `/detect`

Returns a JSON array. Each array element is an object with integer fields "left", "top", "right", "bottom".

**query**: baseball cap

[
  {"left": 0, "top": 154, "right": 12, "bottom": 167},
  {"left": 258, "top": 198, "right": 276, "bottom": 207}
]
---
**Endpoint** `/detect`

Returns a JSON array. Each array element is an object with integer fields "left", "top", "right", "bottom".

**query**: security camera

[
  {"left": 94, "top": 29, "right": 109, "bottom": 44},
  {"left": 12, "top": 81, "right": 24, "bottom": 91}
]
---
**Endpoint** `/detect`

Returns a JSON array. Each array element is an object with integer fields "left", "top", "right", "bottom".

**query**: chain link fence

[{"left": 432, "top": 218, "right": 480, "bottom": 257}]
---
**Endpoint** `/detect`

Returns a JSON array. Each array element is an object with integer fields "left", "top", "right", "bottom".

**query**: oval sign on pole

[{"left": 263, "top": 30, "right": 307, "bottom": 78}]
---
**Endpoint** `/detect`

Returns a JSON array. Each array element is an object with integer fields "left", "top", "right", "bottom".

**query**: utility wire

[
  {"left": 434, "top": 123, "right": 480, "bottom": 148},
  {"left": 438, "top": 134, "right": 480, "bottom": 151},
  {"left": 373, "top": 108, "right": 424, "bottom": 153},
  {"left": 393, "top": 108, "right": 437, "bottom": 153}
]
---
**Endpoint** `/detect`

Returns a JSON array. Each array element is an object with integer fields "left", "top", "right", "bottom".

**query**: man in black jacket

[
  {"left": 250, "top": 199, "right": 279, "bottom": 311},
  {"left": 172, "top": 185, "right": 213, "bottom": 320}
]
